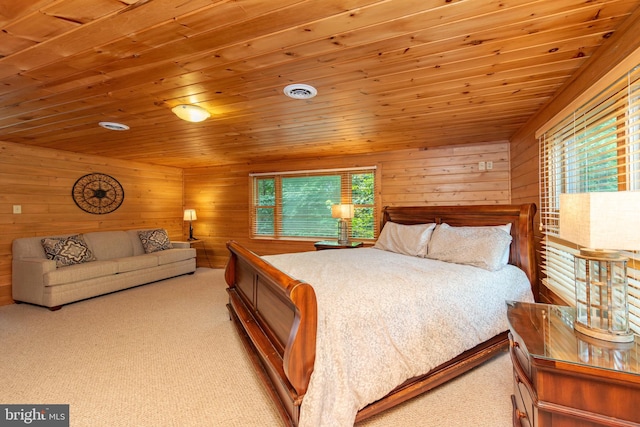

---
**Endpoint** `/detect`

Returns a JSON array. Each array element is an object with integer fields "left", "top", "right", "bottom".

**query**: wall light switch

[
  {"left": 478, "top": 161, "right": 486, "bottom": 171},
  {"left": 13, "top": 205, "right": 22, "bottom": 214}
]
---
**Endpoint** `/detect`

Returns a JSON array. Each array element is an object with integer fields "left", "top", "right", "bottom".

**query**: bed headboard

[{"left": 381, "top": 204, "right": 537, "bottom": 295}]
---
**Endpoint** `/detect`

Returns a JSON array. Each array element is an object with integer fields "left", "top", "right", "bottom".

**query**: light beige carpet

[{"left": 0, "top": 268, "right": 513, "bottom": 426}]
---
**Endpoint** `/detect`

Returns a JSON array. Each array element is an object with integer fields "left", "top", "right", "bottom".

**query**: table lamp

[
  {"left": 331, "top": 204, "right": 354, "bottom": 245},
  {"left": 183, "top": 209, "right": 197, "bottom": 241},
  {"left": 559, "top": 192, "right": 640, "bottom": 343}
]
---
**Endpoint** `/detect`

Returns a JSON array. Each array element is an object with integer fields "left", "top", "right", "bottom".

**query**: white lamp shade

[
  {"left": 183, "top": 209, "right": 197, "bottom": 221},
  {"left": 559, "top": 192, "right": 640, "bottom": 250},
  {"left": 331, "top": 204, "right": 354, "bottom": 219},
  {"left": 172, "top": 104, "right": 210, "bottom": 122}
]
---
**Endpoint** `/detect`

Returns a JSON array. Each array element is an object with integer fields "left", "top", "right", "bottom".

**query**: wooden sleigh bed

[{"left": 225, "top": 203, "right": 537, "bottom": 426}]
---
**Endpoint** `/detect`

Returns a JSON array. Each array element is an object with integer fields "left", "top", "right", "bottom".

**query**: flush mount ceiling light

[
  {"left": 283, "top": 83, "right": 317, "bottom": 99},
  {"left": 98, "top": 121, "right": 129, "bottom": 131},
  {"left": 171, "top": 104, "right": 211, "bottom": 122}
]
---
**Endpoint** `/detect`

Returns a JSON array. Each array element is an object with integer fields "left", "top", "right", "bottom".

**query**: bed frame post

[{"left": 518, "top": 203, "right": 538, "bottom": 297}]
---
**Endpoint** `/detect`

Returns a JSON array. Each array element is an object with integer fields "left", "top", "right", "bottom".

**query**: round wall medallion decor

[{"left": 72, "top": 173, "right": 125, "bottom": 214}]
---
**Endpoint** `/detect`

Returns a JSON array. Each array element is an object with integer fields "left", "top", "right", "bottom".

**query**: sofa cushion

[
  {"left": 138, "top": 229, "right": 173, "bottom": 253},
  {"left": 114, "top": 255, "right": 158, "bottom": 273},
  {"left": 155, "top": 248, "right": 196, "bottom": 265},
  {"left": 13, "top": 236, "right": 49, "bottom": 259},
  {"left": 83, "top": 231, "right": 133, "bottom": 260},
  {"left": 127, "top": 230, "right": 146, "bottom": 256},
  {"left": 41, "top": 235, "right": 97, "bottom": 267},
  {"left": 44, "top": 260, "right": 118, "bottom": 286}
]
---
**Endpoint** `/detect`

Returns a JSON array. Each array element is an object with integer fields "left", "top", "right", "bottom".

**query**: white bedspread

[{"left": 263, "top": 248, "right": 534, "bottom": 427}]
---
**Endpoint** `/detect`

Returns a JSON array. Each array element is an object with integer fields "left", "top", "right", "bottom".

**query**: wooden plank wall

[
  {"left": 184, "top": 141, "right": 510, "bottom": 269},
  {"left": 0, "top": 139, "right": 509, "bottom": 306},
  {"left": 0, "top": 141, "right": 185, "bottom": 306},
  {"left": 510, "top": 13, "right": 640, "bottom": 303}
]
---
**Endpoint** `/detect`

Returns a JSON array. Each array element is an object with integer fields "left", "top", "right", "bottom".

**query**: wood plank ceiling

[{"left": 0, "top": 0, "right": 639, "bottom": 168}]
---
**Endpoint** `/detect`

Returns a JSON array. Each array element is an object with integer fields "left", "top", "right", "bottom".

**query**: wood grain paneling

[
  {"left": 1, "top": 2, "right": 639, "bottom": 307},
  {"left": 184, "top": 141, "right": 510, "bottom": 268},
  {"left": 0, "top": 1, "right": 638, "bottom": 169},
  {"left": 509, "top": 7, "right": 640, "bottom": 300},
  {"left": 0, "top": 141, "right": 184, "bottom": 306}
]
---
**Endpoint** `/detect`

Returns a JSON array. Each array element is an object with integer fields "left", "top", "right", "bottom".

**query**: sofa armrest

[
  {"left": 171, "top": 241, "right": 191, "bottom": 249},
  {"left": 12, "top": 258, "right": 57, "bottom": 305}
]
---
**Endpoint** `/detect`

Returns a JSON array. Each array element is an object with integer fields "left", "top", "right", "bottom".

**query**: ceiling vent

[
  {"left": 283, "top": 84, "right": 317, "bottom": 99},
  {"left": 98, "top": 121, "right": 130, "bottom": 131}
]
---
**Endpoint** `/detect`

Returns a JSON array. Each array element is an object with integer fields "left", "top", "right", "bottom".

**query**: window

[
  {"left": 539, "top": 64, "right": 640, "bottom": 333},
  {"left": 251, "top": 167, "right": 377, "bottom": 240}
]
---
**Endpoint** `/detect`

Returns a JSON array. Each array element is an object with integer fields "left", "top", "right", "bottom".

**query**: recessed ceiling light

[
  {"left": 98, "top": 121, "right": 129, "bottom": 131},
  {"left": 283, "top": 84, "right": 317, "bottom": 99}
]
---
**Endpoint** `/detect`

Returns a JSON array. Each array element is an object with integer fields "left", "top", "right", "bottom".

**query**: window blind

[
  {"left": 539, "top": 63, "right": 640, "bottom": 333},
  {"left": 251, "top": 167, "right": 377, "bottom": 240}
]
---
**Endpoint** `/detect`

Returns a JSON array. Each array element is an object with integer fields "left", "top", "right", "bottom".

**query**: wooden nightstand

[
  {"left": 314, "top": 240, "right": 363, "bottom": 250},
  {"left": 506, "top": 301, "right": 640, "bottom": 427}
]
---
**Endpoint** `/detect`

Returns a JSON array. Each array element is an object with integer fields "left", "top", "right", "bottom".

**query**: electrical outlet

[
  {"left": 478, "top": 161, "right": 486, "bottom": 171},
  {"left": 486, "top": 161, "right": 493, "bottom": 170},
  {"left": 13, "top": 205, "right": 22, "bottom": 214}
]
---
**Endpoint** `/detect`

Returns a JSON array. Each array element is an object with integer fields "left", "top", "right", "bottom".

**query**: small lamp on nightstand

[
  {"left": 183, "top": 209, "right": 197, "bottom": 241},
  {"left": 331, "top": 204, "right": 354, "bottom": 245},
  {"left": 559, "top": 192, "right": 640, "bottom": 343}
]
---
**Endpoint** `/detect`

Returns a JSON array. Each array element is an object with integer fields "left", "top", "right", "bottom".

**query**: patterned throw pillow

[
  {"left": 138, "top": 229, "right": 173, "bottom": 253},
  {"left": 41, "top": 235, "right": 97, "bottom": 267}
]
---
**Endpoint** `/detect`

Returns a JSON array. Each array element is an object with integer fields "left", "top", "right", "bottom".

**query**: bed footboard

[{"left": 225, "top": 241, "right": 316, "bottom": 426}]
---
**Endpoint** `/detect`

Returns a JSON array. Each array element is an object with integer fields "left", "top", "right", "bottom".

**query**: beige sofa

[{"left": 12, "top": 229, "right": 196, "bottom": 310}]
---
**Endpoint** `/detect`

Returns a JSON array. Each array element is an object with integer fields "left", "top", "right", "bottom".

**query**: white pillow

[
  {"left": 428, "top": 223, "right": 512, "bottom": 264},
  {"left": 426, "top": 223, "right": 513, "bottom": 271},
  {"left": 373, "top": 222, "right": 436, "bottom": 257},
  {"left": 496, "top": 223, "right": 512, "bottom": 265}
]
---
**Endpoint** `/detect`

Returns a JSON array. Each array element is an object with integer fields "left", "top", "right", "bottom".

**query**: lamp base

[
  {"left": 573, "top": 248, "right": 633, "bottom": 344},
  {"left": 574, "top": 321, "right": 635, "bottom": 343},
  {"left": 337, "top": 219, "right": 349, "bottom": 245}
]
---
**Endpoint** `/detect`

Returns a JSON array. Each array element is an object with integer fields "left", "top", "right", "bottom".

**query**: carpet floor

[{"left": 0, "top": 268, "right": 513, "bottom": 426}]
